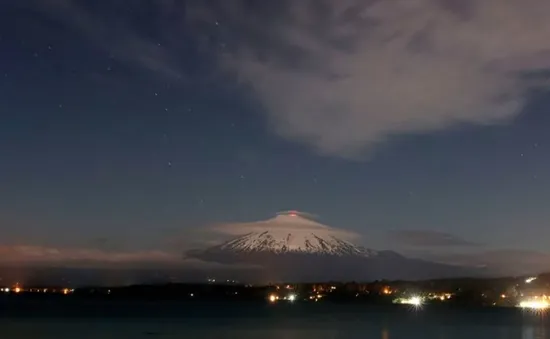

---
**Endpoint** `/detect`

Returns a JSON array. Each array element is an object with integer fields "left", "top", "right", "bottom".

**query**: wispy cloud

[
  {"left": 208, "top": 214, "right": 361, "bottom": 241},
  {"left": 213, "top": 0, "right": 550, "bottom": 157},
  {"left": 0, "top": 244, "right": 178, "bottom": 265},
  {"left": 18, "top": 0, "right": 182, "bottom": 78},
  {"left": 0, "top": 243, "right": 255, "bottom": 270},
  {"left": 414, "top": 249, "right": 550, "bottom": 276},
  {"left": 389, "top": 230, "right": 481, "bottom": 247},
  {"left": 18, "top": 0, "right": 550, "bottom": 157}
]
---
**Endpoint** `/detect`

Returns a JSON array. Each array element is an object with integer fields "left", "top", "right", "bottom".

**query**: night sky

[{"left": 2, "top": 0, "right": 550, "bottom": 272}]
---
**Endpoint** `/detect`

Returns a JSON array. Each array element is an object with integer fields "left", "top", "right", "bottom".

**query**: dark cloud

[
  {"left": 419, "top": 249, "right": 550, "bottom": 276},
  {"left": 389, "top": 230, "right": 480, "bottom": 247}
]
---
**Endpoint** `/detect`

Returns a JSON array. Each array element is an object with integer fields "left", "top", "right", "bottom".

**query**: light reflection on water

[
  {"left": 523, "top": 326, "right": 546, "bottom": 339},
  {"left": 3, "top": 304, "right": 550, "bottom": 339},
  {"left": 1, "top": 321, "right": 550, "bottom": 339}
]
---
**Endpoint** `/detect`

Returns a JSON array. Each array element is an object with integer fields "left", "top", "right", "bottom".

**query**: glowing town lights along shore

[
  {"left": 408, "top": 296, "right": 423, "bottom": 306},
  {"left": 518, "top": 300, "right": 549, "bottom": 310},
  {"left": 396, "top": 296, "right": 424, "bottom": 306},
  {"left": 268, "top": 294, "right": 297, "bottom": 303}
]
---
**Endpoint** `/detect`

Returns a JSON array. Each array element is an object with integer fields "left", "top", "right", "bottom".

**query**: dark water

[{"left": 1, "top": 299, "right": 550, "bottom": 338}]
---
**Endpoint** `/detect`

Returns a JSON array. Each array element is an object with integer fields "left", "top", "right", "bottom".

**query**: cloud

[
  {"left": 0, "top": 245, "right": 179, "bottom": 265},
  {"left": 0, "top": 244, "right": 257, "bottom": 270},
  {"left": 208, "top": 213, "right": 360, "bottom": 242},
  {"left": 417, "top": 249, "right": 550, "bottom": 276},
  {"left": 14, "top": 0, "right": 182, "bottom": 78},
  {"left": 196, "top": 0, "right": 550, "bottom": 157},
  {"left": 20, "top": 0, "right": 550, "bottom": 157},
  {"left": 389, "top": 230, "right": 480, "bottom": 247}
]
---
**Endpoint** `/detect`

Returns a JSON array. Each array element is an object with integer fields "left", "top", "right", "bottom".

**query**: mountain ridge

[
  {"left": 187, "top": 213, "right": 483, "bottom": 282},
  {"left": 216, "top": 230, "right": 378, "bottom": 257}
]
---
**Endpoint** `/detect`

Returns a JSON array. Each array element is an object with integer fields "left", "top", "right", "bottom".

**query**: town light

[
  {"left": 408, "top": 296, "right": 423, "bottom": 307},
  {"left": 396, "top": 295, "right": 424, "bottom": 307},
  {"left": 525, "top": 277, "right": 537, "bottom": 284},
  {"left": 518, "top": 299, "right": 549, "bottom": 310}
]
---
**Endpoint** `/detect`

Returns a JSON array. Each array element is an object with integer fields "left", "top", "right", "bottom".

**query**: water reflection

[
  {"left": 523, "top": 325, "right": 546, "bottom": 339},
  {"left": 2, "top": 324, "right": 550, "bottom": 339},
  {"left": 371, "top": 322, "right": 550, "bottom": 339},
  {"left": 3, "top": 308, "right": 550, "bottom": 339}
]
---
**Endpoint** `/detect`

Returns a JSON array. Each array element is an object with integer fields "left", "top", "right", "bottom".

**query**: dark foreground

[{"left": 0, "top": 298, "right": 549, "bottom": 338}]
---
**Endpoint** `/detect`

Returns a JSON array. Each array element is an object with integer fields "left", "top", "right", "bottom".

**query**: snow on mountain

[
  {"left": 186, "top": 212, "right": 483, "bottom": 281},
  {"left": 213, "top": 212, "right": 376, "bottom": 257},
  {"left": 218, "top": 231, "right": 375, "bottom": 256}
]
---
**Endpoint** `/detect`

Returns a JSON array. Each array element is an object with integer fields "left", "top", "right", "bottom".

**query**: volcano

[
  {"left": 187, "top": 212, "right": 482, "bottom": 282},
  {"left": 212, "top": 212, "right": 377, "bottom": 257}
]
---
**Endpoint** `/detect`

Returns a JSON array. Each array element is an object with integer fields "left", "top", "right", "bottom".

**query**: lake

[{"left": 0, "top": 299, "right": 549, "bottom": 338}]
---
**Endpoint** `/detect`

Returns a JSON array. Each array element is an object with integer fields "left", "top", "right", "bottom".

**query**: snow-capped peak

[
  {"left": 219, "top": 230, "right": 375, "bottom": 257},
  {"left": 213, "top": 213, "right": 376, "bottom": 257}
]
